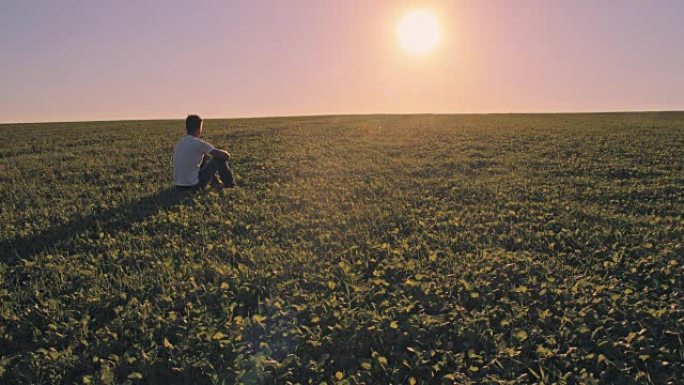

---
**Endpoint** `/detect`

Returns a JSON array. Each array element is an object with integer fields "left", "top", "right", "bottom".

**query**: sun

[{"left": 396, "top": 9, "right": 442, "bottom": 54}]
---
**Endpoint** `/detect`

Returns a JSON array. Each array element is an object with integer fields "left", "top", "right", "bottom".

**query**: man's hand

[{"left": 209, "top": 149, "right": 231, "bottom": 161}]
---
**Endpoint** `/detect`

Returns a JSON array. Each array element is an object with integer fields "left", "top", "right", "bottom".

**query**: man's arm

[{"left": 209, "top": 149, "right": 231, "bottom": 161}]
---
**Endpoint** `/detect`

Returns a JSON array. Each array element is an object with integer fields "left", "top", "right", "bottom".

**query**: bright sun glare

[{"left": 396, "top": 10, "right": 442, "bottom": 54}]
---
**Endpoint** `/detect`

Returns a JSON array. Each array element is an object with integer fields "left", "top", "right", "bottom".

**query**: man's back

[{"left": 173, "top": 135, "right": 214, "bottom": 186}]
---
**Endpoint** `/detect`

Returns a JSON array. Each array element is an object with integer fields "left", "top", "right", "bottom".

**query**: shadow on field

[{"left": 1, "top": 187, "right": 194, "bottom": 266}]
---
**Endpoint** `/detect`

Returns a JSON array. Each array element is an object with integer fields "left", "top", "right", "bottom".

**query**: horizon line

[{"left": 1, "top": 109, "right": 683, "bottom": 126}]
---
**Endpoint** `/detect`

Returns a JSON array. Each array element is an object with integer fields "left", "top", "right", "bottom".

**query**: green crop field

[{"left": 1, "top": 113, "right": 683, "bottom": 385}]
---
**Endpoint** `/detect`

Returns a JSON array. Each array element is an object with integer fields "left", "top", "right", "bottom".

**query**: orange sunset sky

[{"left": 1, "top": 0, "right": 683, "bottom": 123}]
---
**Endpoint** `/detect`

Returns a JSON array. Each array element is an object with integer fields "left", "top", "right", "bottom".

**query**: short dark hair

[{"left": 186, "top": 115, "right": 202, "bottom": 134}]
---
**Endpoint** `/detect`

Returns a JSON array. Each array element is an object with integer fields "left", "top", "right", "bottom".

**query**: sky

[{"left": 1, "top": 0, "right": 683, "bottom": 123}]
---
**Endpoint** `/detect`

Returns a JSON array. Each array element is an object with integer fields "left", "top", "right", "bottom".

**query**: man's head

[{"left": 186, "top": 115, "right": 203, "bottom": 136}]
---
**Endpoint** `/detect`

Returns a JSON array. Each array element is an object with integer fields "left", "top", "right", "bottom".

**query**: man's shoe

[{"left": 210, "top": 176, "right": 222, "bottom": 189}]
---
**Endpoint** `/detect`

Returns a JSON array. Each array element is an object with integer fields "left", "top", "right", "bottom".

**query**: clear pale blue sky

[{"left": 1, "top": 0, "right": 683, "bottom": 123}]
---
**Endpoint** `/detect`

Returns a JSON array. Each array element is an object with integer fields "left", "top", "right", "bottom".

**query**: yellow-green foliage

[{"left": 1, "top": 113, "right": 683, "bottom": 384}]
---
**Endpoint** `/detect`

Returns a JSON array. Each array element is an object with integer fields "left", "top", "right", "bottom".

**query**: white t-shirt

[{"left": 173, "top": 135, "right": 215, "bottom": 186}]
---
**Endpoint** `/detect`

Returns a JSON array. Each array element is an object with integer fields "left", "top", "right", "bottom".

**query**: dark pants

[
  {"left": 177, "top": 156, "right": 235, "bottom": 191},
  {"left": 199, "top": 156, "right": 235, "bottom": 188}
]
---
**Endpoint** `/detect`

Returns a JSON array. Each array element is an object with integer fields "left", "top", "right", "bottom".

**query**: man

[{"left": 173, "top": 115, "right": 236, "bottom": 190}]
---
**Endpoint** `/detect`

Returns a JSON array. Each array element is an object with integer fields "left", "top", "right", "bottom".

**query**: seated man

[{"left": 173, "top": 114, "right": 236, "bottom": 190}]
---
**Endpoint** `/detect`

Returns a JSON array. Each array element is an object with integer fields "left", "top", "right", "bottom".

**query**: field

[{"left": 1, "top": 113, "right": 683, "bottom": 385}]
